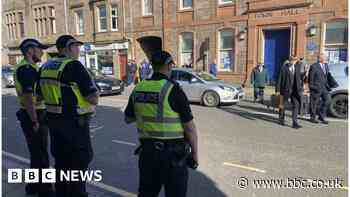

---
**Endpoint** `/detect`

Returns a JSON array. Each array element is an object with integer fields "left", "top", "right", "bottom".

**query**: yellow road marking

[
  {"left": 340, "top": 186, "right": 348, "bottom": 190},
  {"left": 223, "top": 162, "right": 267, "bottom": 173}
]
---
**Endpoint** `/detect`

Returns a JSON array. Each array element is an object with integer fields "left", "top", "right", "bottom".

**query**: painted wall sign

[
  {"left": 254, "top": 7, "right": 306, "bottom": 19},
  {"left": 307, "top": 42, "right": 318, "bottom": 51}
]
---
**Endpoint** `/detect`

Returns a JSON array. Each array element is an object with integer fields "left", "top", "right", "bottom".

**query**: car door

[{"left": 178, "top": 71, "right": 202, "bottom": 101}]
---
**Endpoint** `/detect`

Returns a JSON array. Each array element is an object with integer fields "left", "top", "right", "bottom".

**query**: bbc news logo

[{"left": 8, "top": 169, "right": 102, "bottom": 183}]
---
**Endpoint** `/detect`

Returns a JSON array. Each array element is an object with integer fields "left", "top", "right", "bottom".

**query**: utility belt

[{"left": 135, "top": 139, "right": 198, "bottom": 169}]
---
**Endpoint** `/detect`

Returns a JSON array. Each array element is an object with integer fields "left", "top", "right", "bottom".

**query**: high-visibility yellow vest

[
  {"left": 39, "top": 57, "right": 94, "bottom": 115},
  {"left": 14, "top": 59, "right": 45, "bottom": 110},
  {"left": 133, "top": 79, "right": 184, "bottom": 140}
]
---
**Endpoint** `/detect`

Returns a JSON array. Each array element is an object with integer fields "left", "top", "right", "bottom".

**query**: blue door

[{"left": 264, "top": 29, "right": 290, "bottom": 84}]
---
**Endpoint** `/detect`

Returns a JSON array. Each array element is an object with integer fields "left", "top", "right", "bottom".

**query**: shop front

[{"left": 79, "top": 42, "right": 129, "bottom": 79}]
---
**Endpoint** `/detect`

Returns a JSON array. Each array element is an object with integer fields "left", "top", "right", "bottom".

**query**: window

[
  {"left": 218, "top": 0, "right": 233, "bottom": 5},
  {"left": 142, "top": 0, "right": 153, "bottom": 16},
  {"left": 5, "top": 11, "right": 25, "bottom": 40},
  {"left": 325, "top": 20, "right": 348, "bottom": 45},
  {"left": 48, "top": 6, "right": 56, "bottom": 34},
  {"left": 180, "top": 32, "right": 194, "bottom": 67},
  {"left": 75, "top": 10, "right": 84, "bottom": 35},
  {"left": 324, "top": 20, "right": 348, "bottom": 63},
  {"left": 180, "top": 0, "right": 193, "bottom": 10},
  {"left": 178, "top": 71, "right": 193, "bottom": 82},
  {"left": 33, "top": 6, "right": 56, "bottom": 36},
  {"left": 218, "top": 30, "right": 234, "bottom": 71},
  {"left": 110, "top": 5, "right": 118, "bottom": 31},
  {"left": 97, "top": 5, "right": 107, "bottom": 32},
  {"left": 18, "top": 12, "right": 25, "bottom": 37}
]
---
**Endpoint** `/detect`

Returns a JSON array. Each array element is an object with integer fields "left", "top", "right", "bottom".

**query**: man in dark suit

[
  {"left": 276, "top": 56, "right": 303, "bottom": 129},
  {"left": 308, "top": 53, "right": 331, "bottom": 124}
]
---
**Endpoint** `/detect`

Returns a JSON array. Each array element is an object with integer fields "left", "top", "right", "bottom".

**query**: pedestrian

[
  {"left": 250, "top": 62, "right": 269, "bottom": 103},
  {"left": 131, "top": 60, "right": 138, "bottom": 84},
  {"left": 126, "top": 60, "right": 132, "bottom": 85},
  {"left": 308, "top": 53, "right": 332, "bottom": 124},
  {"left": 124, "top": 50, "right": 199, "bottom": 197},
  {"left": 38, "top": 35, "right": 99, "bottom": 197},
  {"left": 139, "top": 59, "right": 150, "bottom": 81},
  {"left": 298, "top": 57, "right": 310, "bottom": 116},
  {"left": 14, "top": 39, "right": 53, "bottom": 197},
  {"left": 276, "top": 56, "right": 303, "bottom": 129},
  {"left": 209, "top": 60, "right": 217, "bottom": 77}
]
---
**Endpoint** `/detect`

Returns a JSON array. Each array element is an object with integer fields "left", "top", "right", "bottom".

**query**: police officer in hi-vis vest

[
  {"left": 124, "top": 51, "right": 199, "bottom": 197},
  {"left": 37, "top": 35, "right": 99, "bottom": 197},
  {"left": 14, "top": 39, "right": 54, "bottom": 196}
]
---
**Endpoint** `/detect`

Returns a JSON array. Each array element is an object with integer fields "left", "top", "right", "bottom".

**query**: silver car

[
  {"left": 170, "top": 68, "right": 245, "bottom": 107},
  {"left": 2, "top": 66, "right": 15, "bottom": 88},
  {"left": 328, "top": 62, "right": 348, "bottom": 118}
]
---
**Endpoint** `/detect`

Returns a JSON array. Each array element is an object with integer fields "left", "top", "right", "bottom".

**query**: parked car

[
  {"left": 2, "top": 66, "right": 15, "bottom": 88},
  {"left": 328, "top": 62, "right": 348, "bottom": 118},
  {"left": 88, "top": 69, "right": 124, "bottom": 96},
  {"left": 170, "top": 68, "right": 245, "bottom": 107}
]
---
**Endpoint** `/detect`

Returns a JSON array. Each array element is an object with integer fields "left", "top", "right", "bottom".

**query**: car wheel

[
  {"left": 202, "top": 91, "right": 220, "bottom": 107},
  {"left": 329, "top": 94, "right": 348, "bottom": 119}
]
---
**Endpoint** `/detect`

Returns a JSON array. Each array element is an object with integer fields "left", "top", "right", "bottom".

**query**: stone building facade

[{"left": 2, "top": 0, "right": 348, "bottom": 84}]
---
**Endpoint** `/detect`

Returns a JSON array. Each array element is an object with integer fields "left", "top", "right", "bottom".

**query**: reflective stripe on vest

[
  {"left": 14, "top": 59, "right": 45, "bottom": 110},
  {"left": 40, "top": 58, "right": 93, "bottom": 115},
  {"left": 133, "top": 79, "right": 184, "bottom": 140}
]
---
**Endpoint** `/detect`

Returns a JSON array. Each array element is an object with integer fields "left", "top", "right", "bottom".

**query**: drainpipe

[
  {"left": 63, "top": 0, "right": 68, "bottom": 33},
  {"left": 122, "top": 0, "right": 126, "bottom": 39},
  {"left": 89, "top": 1, "right": 97, "bottom": 43},
  {"left": 161, "top": 0, "right": 165, "bottom": 50}
]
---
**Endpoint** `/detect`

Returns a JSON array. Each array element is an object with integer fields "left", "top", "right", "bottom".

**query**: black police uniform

[
  {"left": 37, "top": 55, "right": 98, "bottom": 197},
  {"left": 124, "top": 72, "right": 194, "bottom": 197},
  {"left": 15, "top": 65, "right": 52, "bottom": 196}
]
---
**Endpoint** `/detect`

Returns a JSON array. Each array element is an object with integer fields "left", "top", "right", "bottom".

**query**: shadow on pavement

[
  {"left": 187, "top": 170, "right": 227, "bottom": 197},
  {"left": 220, "top": 106, "right": 281, "bottom": 125}
]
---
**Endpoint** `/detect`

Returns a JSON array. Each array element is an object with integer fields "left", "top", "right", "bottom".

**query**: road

[{"left": 2, "top": 87, "right": 348, "bottom": 197}]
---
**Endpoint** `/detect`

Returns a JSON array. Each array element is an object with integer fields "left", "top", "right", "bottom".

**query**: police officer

[
  {"left": 124, "top": 51, "right": 199, "bottom": 197},
  {"left": 38, "top": 35, "right": 99, "bottom": 197},
  {"left": 14, "top": 39, "right": 53, "bottom": 197}
]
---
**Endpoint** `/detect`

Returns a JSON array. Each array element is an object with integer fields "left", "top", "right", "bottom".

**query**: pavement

[{"left": 2, "top": 86, "right": 348, "bottom": 197}]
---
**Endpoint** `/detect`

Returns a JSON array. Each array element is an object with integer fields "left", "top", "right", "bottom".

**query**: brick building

[{"left": 2, "top": 0, "right": 348, "bottom": 84}]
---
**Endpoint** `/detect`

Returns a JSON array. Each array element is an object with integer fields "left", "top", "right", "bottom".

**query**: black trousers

[
  {"left": 279, "top": 93, "right": 301, "bottom": 124},
  {"left": 138, "top": 140, "right": 188, "bottom": 197},
  {"left": 254, "top": 87, "right": 265, "bottom": 101},
  {"left": 310, "top": 90, "right": 331, "bottom": 120},
  {"left": 16, "top": 109, "right": 51, "bottom": 196},
  {"left": 47, "top": 114, "right": 93, "bottom": 197}
]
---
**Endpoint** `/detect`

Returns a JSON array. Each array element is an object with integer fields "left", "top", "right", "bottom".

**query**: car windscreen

[{"left": 195, "top": 72, "right": 218, "bottom": 81}]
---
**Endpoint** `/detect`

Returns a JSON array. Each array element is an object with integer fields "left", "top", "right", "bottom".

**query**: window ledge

[
  {"left": 177, "top": 8, "right": 194, "bottom": 13},
  {"left": 142, "top": 14, "right": 153, "bottom": 17},
  {"left": 218, "top": 3, "right": 235, "bottom": 8}
]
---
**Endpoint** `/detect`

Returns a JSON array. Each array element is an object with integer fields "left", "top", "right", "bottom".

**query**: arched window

[
  {"left": 218, "top": 29, "right": 234, "bottom": 71},
  {"left": 180, "top": 32, "right": 194, "bottom": 67},
  {"left": 324, "top": 19, "right": 348, "bottom": 63}
]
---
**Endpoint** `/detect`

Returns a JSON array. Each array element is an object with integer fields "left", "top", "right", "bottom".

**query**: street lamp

[
  {"left": 308, "top": 25, "right": 317, "bottom": 37},
  {"left": 238, "top": 30, "right": 246, "bottom": 40}
]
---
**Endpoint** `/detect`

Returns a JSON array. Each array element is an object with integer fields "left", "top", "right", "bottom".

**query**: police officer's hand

[{"left": 33, "top": 121, "right": 40, "bottom": 132}]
